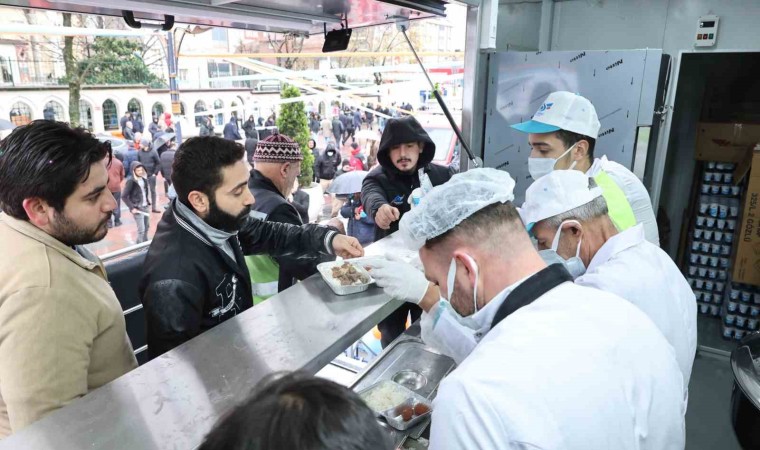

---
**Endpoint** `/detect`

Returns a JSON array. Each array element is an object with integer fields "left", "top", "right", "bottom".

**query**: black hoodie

[
  {"left": 361, "top": 116, "right": 454, "bottom": 241},
  {"left": 316, "top": 145, "right": 341, "bottom": 180}
]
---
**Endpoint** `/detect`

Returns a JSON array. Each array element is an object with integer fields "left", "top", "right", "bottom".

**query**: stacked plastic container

[
  {"left": 685, "top": 161, "right": 743, "bottom": 339},
  {"left": 723, "top": 284, "right": 760, "bottom": 340}
]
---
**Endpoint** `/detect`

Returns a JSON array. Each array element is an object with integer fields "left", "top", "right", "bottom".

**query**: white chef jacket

[
  {"left": 587, "top": 156, "right": 660, "bottom": 246},
  {"left": 429, "top": 282, "right": 685, "bottom": 450},
  {"left": 420, "top": 277, "right": 529, "bottom": 364},
  {"left": 575, "top": 224, "right": 697, "bottom": 388}
]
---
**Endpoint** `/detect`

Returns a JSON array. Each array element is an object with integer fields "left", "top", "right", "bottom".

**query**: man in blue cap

[{"left": 511, "top": 91, "right": 659, "bottom": 246}]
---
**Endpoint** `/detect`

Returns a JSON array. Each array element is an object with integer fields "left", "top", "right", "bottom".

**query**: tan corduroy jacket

[{"left": 0, "top": 213, "right": 137, "bottom": 439}]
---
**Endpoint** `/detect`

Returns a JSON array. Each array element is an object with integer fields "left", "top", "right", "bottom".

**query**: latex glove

[
  {"left": 366, "top": 257, "right": 429, "bottom": 304},
  {"left": 331, "top": 234, "right": 364, "bottom": 258}
]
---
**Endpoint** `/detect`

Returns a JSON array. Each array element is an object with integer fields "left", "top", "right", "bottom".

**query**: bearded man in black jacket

[
  {"left": 361, "top": 115, "right": 455, "bottom": 347},
  {"left": 140, "top": 137, "right": 363, "bottom": 359}
]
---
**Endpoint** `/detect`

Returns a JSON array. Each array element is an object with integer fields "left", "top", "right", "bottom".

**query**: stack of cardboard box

[{"left": 692, "top": 123, "right": 760, "bottom": 340}]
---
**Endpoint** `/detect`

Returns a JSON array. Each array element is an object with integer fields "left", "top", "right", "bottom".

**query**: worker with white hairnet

[
  {"left": 367, "top": 168, "right": 685, "bottom": 450},
  {"left": 521, "top": 169, "right": 696, "bottom": 389}
]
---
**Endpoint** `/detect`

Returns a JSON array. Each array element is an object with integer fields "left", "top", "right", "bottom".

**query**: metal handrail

[
  {"left": 123, "top": 304, "right": 144, "bottom": 316},
  {"left": 100, "top": 241, "right": 151, "bottom": 263}
]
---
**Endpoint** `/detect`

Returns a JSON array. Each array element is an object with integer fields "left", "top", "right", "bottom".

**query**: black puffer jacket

[
  {"left": 137, "top": 148, "right": 161, "bottom": 176},
  {"left": 159, "top": 149, "right": 175, "bottom": 183},
  {"left": 249, "top": 170, "right": 333, "bottom": 292},
  {"left": 316, "top": 146, "right": 341, "bottom": 180},
  {"left": 139, "top": 200, "right": 337, "bottom": 359},
  {"left": 361, "top": 116, "right": 454, "bottom": 241}
]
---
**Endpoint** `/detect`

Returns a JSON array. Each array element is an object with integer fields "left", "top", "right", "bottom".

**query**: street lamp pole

[{"left": 166, "top": 30, "right": 182, "bottom": 144}]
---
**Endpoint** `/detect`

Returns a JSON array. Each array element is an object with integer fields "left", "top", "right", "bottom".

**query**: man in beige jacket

[{"left": 0, "top": 120, "right": 138, "bottom": 439}]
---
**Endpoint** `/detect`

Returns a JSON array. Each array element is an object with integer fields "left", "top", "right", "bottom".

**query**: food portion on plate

[
  {"left": 357, "top": 380, "right": 434, "bottom": 431},
  {"left": 360, "top": 380, "right": 409, "bottom": 413},
  {"left": 391, "top": 400, "right": 431, "bottom": 423},
  {"left": 331, "top": 262, "right": 370, "bottom": 286},
  {"left": 317, "top": 258, "right": 374, "bottom": 295}
]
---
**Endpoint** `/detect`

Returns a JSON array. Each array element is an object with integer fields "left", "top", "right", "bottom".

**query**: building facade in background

[{"left": 0, "top": 6, "right": 465, "bottom": 135}]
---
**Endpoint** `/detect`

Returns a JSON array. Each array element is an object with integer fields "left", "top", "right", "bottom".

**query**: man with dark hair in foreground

[
  {"left": 198, "top": 372, "right": 392, "bottom": 450},
  {"left": 140, "top": 136, "right": 363, "bottom": 359},
  {"left": 0, "top": 120, "right": 137, "bottom": 438}
]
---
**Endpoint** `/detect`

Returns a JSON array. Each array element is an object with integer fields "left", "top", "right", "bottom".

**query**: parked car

[
  {"left": 417, "top": 114, "right": 461, "bottom": 167},
  {"left": 97, "top": 135, "right": 128, "bottom": 161}
]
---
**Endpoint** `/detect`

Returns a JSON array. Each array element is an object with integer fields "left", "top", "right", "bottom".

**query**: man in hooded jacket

[
  {"left": 316, "top": 144, "right": 341, "bottom": 192},
  {"left": 243, "top": 115, "right": 258, "bottom": 139},
  {"left": 361, "top": 115, "right": 454, "bottom": 346},
  {"left": 223, "top": 116, "right": 243, "bottom": 141}
]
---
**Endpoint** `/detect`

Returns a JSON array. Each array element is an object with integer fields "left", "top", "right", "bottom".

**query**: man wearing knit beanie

[{"left": 247, "top": 133, "right": 340, "bottom": 303}]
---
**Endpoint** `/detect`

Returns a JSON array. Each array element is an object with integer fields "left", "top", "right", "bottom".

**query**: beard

[
  {"left": 51, "top": 208, "right": 111, "bottom": 246},
  {"left": 449, "top": 280, "right": 477, "bottom": 317},
  {"left": 205, "top": 196, "right": 251, "bottom": 232},
  {"left": 394, "top": 157, "right": 417, "bottom": 174}
]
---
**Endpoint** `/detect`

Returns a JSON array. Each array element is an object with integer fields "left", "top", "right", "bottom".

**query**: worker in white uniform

[
  {"left": 521, "top": 169, "right": 697, "bottom": 389},
  {"left": 511, "top": 91, "right": 660, "bottom": 246},
  {"left": 368, "top": 168, "right": 686, "bottom": 450}
]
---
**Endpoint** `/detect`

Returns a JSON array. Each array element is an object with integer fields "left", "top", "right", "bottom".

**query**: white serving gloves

[{"left": 366, "top": 255, "right": 429, "bottom": 305}]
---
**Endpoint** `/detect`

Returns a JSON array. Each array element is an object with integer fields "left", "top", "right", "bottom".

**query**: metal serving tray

[
  {"left": 358, "top": 380, "right": 433, "bottom": 431},
  {"left": 383, "top": 397, "right": 433, "bottom": 431},
  {"left": 352, "top": 337, "right": 456, "bottom": 445},
  {"left": 353, "top": 337, "right": 456, "bottom": 398},
  {"left": 317, "top": 260, "right": 374, "bottom": 296}
]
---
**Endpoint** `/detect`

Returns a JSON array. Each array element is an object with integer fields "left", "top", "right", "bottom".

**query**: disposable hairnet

[{"left": 399, "top": 168, "right": 516, "bottom": 250}]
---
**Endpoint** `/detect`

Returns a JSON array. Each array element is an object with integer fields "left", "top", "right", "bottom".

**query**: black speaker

[{"left": 322, "top": 28, "right": 352, "bottom": 53}]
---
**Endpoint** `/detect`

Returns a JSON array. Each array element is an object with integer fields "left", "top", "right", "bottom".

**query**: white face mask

[
  {"left": 447, "top": 254, "right": 479, "bottom": 315},
  {"left": 417, "top": 254, "right": 484, "bottom": 364},
  {"left": 550, "top": 220, "right": 587, "bottom": 278},
  {"left": 528, "top": 142, "right": 578, "bottom": 181},
  {"left": 420, "top": 300, "right": 479, "bottom": 365}
]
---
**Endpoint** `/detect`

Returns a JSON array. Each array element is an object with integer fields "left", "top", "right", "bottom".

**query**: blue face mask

[{"left": 548, "top": 220, "right": 587, "bottom": 279}]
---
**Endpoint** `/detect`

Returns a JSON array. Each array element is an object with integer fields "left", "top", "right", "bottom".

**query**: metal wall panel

[{"left": 483, "top": 49, "right": 662, "bottom": 203}]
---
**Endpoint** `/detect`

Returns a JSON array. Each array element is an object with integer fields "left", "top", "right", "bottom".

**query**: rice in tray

[{"left": 360, "top": 382, "right": 408, "bottom": 413}]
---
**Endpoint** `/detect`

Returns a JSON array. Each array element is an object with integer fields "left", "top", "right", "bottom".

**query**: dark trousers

[
  {"left": 147, "top": 175, "right": 157, "bottom": 209},
  {"left": 378, "top": 303, "right": 422, "bottom": 348},
  {"left": 343, "top": 129, "right": 355, "bottom": 145},
  {"left": 111, "top": 191, "right": 122, "bottom": 224}
]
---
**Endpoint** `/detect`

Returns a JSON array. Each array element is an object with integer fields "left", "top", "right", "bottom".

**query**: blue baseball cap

[
  {"left": 510, "top": 120, "right": 561, "bottom": 134},
  {"left": 510, "top": 91, "right": 601, "bottom": 139}
]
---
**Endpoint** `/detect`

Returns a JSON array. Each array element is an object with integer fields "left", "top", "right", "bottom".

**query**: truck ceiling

[{"left": 0, "top": 0, "right": 459, "bottom": 35}]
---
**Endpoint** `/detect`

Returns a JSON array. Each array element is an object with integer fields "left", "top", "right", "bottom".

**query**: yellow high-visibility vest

[
  {"left": 245, "top": 254, "right": 280, "bottom": 305},
  {"left": 594, "top": 170, "right": 637, "bottom": 232}
]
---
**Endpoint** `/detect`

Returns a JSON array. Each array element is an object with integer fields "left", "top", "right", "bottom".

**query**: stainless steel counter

[{"left": 0, "top": 234, "right": 408, "bottom": 450}]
